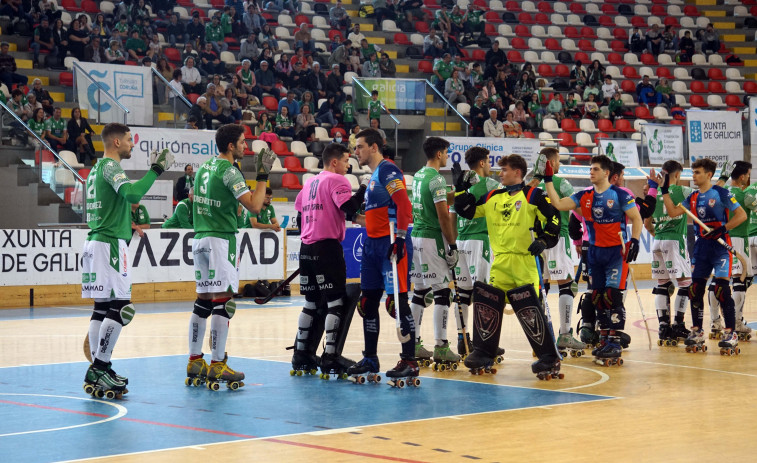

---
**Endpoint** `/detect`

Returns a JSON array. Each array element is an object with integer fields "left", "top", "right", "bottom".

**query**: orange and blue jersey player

[{"left": 353, "top": 129, "right": 416, "bottom": 363}]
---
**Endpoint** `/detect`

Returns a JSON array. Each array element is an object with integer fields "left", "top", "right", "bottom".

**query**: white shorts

[
  {"left": 730, "top": 236, "right": 752, "bottom": 277},
  {"left": 651, "top": 238, "right": 692, "bottom": 280},
  {"left": 544, "top": 236, "right": 574, "bottom": 281},
  {"left": 750, "top": 236, "right": 757, "bottom": 276},
  {"left": 410, "top": 235, "right": 451, "bottom": 288},
  {"left": 455, "top": 237, "right": 492, "bottom": 288},
  {"left": 193, "top": 235, "right": 240, "bottom": 294},
  {"left": 81, "top": 238, "right": 131, "bottom": 300}
]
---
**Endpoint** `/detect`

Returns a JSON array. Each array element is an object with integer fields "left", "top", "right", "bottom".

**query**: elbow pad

[
  {"left": 568, "top": 214, "right": 583, "bottom": 241},
  {"left": 453, "top": 192, "right": 476, "bottom": 220}
]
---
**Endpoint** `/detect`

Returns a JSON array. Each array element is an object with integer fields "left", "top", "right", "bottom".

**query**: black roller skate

[
  {"left": 494, "top": 346, "right": 505, "bottom": 364},
  {"left": 532, "top": 355, "right": 564, "bottom": 380},
  {"left": 386, "top": 357, "right": 421, "bottom": 388},
  {"left": 618, "top": 331, "right": 631, "bottom": 349},
  {"left": 718, "top": 330, "right": 740, "bottom": 356},
  {"left": 290, "top": 349, "right": 319, "bottom": 376},
  {"left": 186, "top": 356, "right": 208, "bottom": 387},
  {"left": 206, "top": 355, "right": 245, "bottom": 390},
  {"left": 319, "top": 353, "right": 356, "bottom": 380},
  {"left": 594, "top": 335, "right": 623, "bottom": 367},
  {"left": 432, "top": 341, "right": 461, "bottom": 371},
  {"left": 347, "top": 352, "right": 381, "bottom": 384},
  {"left": 684, "top": 328, "right": 707, "bottom": 354},
  {"left": 657, "top": 323, "right": 677, "bottom": 347},
  {"left": 83, "top": 363, "right": 128, "bottom": 399},
  {"left": 671, "top": 323, "right": 690, "bottom": 344},
  {"left": 579, "top": 325, "right": 600, "bottom": 348},
  {"left": 464, "top": 348, "right": 498, "bottom": 375}
]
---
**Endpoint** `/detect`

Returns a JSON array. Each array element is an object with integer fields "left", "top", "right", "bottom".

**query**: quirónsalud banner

[
  {"left": 354, "top": 78, "right": 427, "bottom": 111},
  {"left": 0, "top": 229, "right": 285, "bottom": 286},
  {"left": 436, "top": 137, "right": 541, "bottom": 170},
  {"left": 686, "top": 109, "right": 744, "bottom": 167},
  {"left": 643, "top": 123, "right": 684, "bottom": 165},
  {"left": 75, "top": 62, "right": 153, "bottom": 126},
  {"left": 120, "top": 127, "right": 218, "bottom": 173},
  {"left": 598, "top": 138, "right": 640, "bottom": 167}
]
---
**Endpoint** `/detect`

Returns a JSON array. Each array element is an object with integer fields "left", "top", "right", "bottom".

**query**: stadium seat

[
  {"left": 707, "top": 95, "right": 726, "bottom": 108},
  {"left": 690, "top": 81, "right": 706, "bottom": 93},
  {"left": 555, "top": 64, "right": 570, "bottom": 77},
  {"left": 414, "top": 22, "right": 429, "bottom": 33},
  {"left": 683, "top": 5, "right": 700, "bottom": 16},
  {"left": 505, "top": 1, "right": 522, "bottom": 13},
  {"left": 59, "top": 150, "right": 84, "bottom": 169},
  {"left": 263, "top": 96, "right": 279, "bottom": 111},
  {"left": 558, "top": 133, "right": 577, "bottom": 147},
  {"left": 394, "top": 33, "right": 411, "bottom": 45},
  {"left": 620, "top": 80, "right": 636, "bottom": 93},
  {"left": 537, "top": 64, "right": 554, "bottom": 77},
  {"left": 59, "top": 72, "right": 74, "bottom": 87},
  {"left": 608, "top": 53, "right": 625, "bottom": 65},
  {"left": 569, "top": 3, "right": 586, "bottom": 14},
  {"left": 418, "top": 60, "right": 433, "bottom": 73},
  {"left": 564, "top": 26, "right": 580, "bottom": 39},
  {"left": 708, "top": 68, "right": 725, "bottom": 81},
  {"left": 242, "top": 124, "right": 257, "bottom": 141},
  {"left": 561, "top": 118, "right": 580, "bottom": 133},
  {"left": 689, "top": 95, "right": 708, "bottom": 108},
  {"left": 514, "top": 25, "right": 532, "bottom": 38},
  {"left": 485, "top": 11, "right": 503, "bottom": 23},
  {"left": 579, "top": 119, "right": 599, "bottom": 133},
  {"left": 598, "top": 119, "right": 616, "bottom": 133},
  {"left": 707, "top": 81, "right": 725, "bottom": 94},
  {"left": 615, "top": 119, "right": 635, "bottom": 133},
  {"left": 744, "top": 81, "right": 757, "bottom": 94},
  {"left": 61, "top": 0, "right": 82, "bottom": 12},
  {"left": 622, "top": 66, "right": 640, "bottom": 79},
  {"left": 82, "top": 0, "right": 99, "bottom": 13},
  {"left": 314, "top": 127, "right": 332, "bottom": 142},
  {"left": 508, "top": 51, "right": 525, "bottom": 63},
  {"left": 272, "top": 140, "right": 293, "bottom": 156},
  {"left": 512, "top": 37, "right": 528, "bottom": 50},
  {"left": 640, "top": 53, "right": 658, "bottom": 65},
  {"left": 580, "top": 26, "right": 597, "bottom": 39},
  {"left": 518, "top": 12, "right": 535, "bottom": 24},
  {"left": 282, "top": 173, "right": 303, "bottom": 190},
  {"left": 634, "top": 106, "right": 655, "bottom": 120},
  {"left": 725, "top": 95, "right": 745, "bottom": 108},
  {"left": 653, "top": 106, "right": 672, "bottom": 121},
  {"left": 594, "top": 133, "right": 610, "bottom": 144},
  {"left": 545, "top": 38, "right": 562, "bottom": 51},
  {"left": 284, "top": 156, "right": 306, "bottom": 172},
  {"left": 542, "top": 118, "right": 561, "bottom": 133},
  {"left": 611, "top": 40, "right": 627, "bottom": 53},
  {"left": 534, "top": 13, "right": 550, "bottom": 25},
  {"left": 576, "top": 132, "right": 596, "bottom": 148},
  {"left": 303, "top": 156, "right": 320, "bottom": 173}
]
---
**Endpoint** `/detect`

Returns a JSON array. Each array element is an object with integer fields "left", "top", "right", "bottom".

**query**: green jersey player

[
  {"left": 162, "top": 191, "right": 193, "bottom": 229},
  {"left": 186, "top": 124, "right": 275, "bottom": 389},
  {"left": 81, "top": 123, "right": 174, "bottom": 397},
  {"left": 409, "top": 137, "right": 460, "bottom": 367}
]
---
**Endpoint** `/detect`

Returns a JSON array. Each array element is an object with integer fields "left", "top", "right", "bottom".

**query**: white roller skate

[
  {"left": 709, "top": 317, "right": 724, "bottom": 340},
  {"left": 684, "top": 328, "right": 707, "bottom": 354},
  {"left": 432, "top": 341, "right": 460, "bottom": 371},
  {"left": 735, "top": 318, "right": 752, "bottom": 342},
  {"left": 557, "top": 329, "right": 586, "bottom": 357},
  {"left": 718, "top": 330, "right": 740, "bottom": 356}
]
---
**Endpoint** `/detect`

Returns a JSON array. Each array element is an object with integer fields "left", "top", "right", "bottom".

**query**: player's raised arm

[
  {"left": 239, "top": 148, "right": 276, "bottom": 214},
  {"left": 542, "top": 159, "right": 577, "bottom": 211},
  {"left": 660, "top": 172, "right": 686, "bottom": 218}
]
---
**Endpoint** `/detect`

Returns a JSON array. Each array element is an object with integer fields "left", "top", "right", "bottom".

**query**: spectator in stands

[
  {"left": 186, "top": 14, "right": 205, "bottom": 46},
  {"left": 92, "top": 13, "right": 110, "bottom": 39},
  {"left": 348, "top": 47, "right": 361, "bottom": 74},
  {"left": 31, "top": 16, "right": 56, "bottom": 68},
  {"left": 114, "top": 14, "right": 129, "bottom": 35},
  {"left": 0, "top": 0, "right": 31, "bottom": 24},
  {"left": 469, "top": 95, "right": 487, "bottom": 136},
  {"left": 423, "top": 28, "right": 442, "bottom": 58},
  {"left": 228, "top": 74, "right": 247, "bottom": 107},
  {"left": 546, "top": 93, "right": 565, "bottom": 122},
  {"left": 484, "top": 40, "right": 507, "bottom": 80},
  {"left": 493, "top": 69, "right": 514, "bottom": 108},
  {"left": 237, "top": 59, "right": 256, "bottom": 96},
  {"left": 629, "top": 26, "right": 645, "bottom": 54},
  {"left": 607, "top": 91, "right": 624, "bottom": 121},
  {"left": 167, "top": 69, "right": 186, "bottom": 107},
  {"left": 257, "top": 47, "right": 275, "bottom": 71},
  {"left": 188, "top": 97, "right": 206, "bottom": 129},
  {"left": 346, "top": 24, "right": 363, "bottom": 45},
  {"left": 483, "top": 109, "right": 504, "bottom": 138},
  {"left": 294, "top": 24, "right": 316, "bottom": 54},
  {"left": 307, "top": 62, "right": 328, "bottom": 100},
  {"left": 330, "top": 0, "right": 351, "bottom": 30},
  {"left": 565, "top": 92, "right": 580, "bottom": 118},
  {"left": 205, "top": 16, "right": 228, "bottom": 54},
  {"left": 655, "top": 77, "right": 674, "bottom": 107},
  {"left": 182, "top": 42, "right": 199, "bottom": 62},
  {"left": 503, "top": 111, "right": 523, "bottom": 138},
  {"left": 583, "top": 81, "right": 600, "bottom": 102},
  {"left": 67, "top": 19, "right": 89, "bottom": 61},
  {"left": 701, "top": 23, "right": 720, "bottom": 55},
  {"left": 299, "top": 90, "right": 315, "bottom": 114},
  {"left": 166, "top": 14, "right": 187, "bottom": 49},
  {"left": 181, "top": 57, "right": 203, "bottom": 94},
  {"left": 369, "top": 118, "right": 388, "bottom": 146},
  {"left": 678, "top": 31, "right": 695, "bottom": 62},
  {"left": 463, "top": 4, "right": 485, "bottom": 42},
  {"left": 326, "top": 64, "right": 346, "bottom": 105},
  {"left": 379, "top": 53, "right": 396, "bottom": 78},
  {"left": 372, "top": 0, "right": 395, "bottom": 29},
  {"left": 9, "top": 88, "right": 31, "bottom": 121},
  {"left": 431, "top": 7, "right": 451, "bottom": 35},
  {"left": 125, "top": 29, "right": 147, "bottom": 60},
  {"left": 109, "top": 28, "right": 125, "bottom": 51},
  {"left": 106, "top": 39, "right": 127, "bottom": 64},
  {"left": 294, "top": 103, "right": 318, "bottom": 142},
  {"left": 662, "top": 25, "right": 678, "bottom": 53},
  {"left": 27, "top": 107, "right": 47, "bottom": 148},
  {"left": 243, "top": 4, "right": 265, "bottom": 35},
  {"left": 341, "top": 94, "right": 356, "bottom": 132},
  {"left": 569, "top": 60, "right": 587, "bottom": 93},
  {"left": 512, "top": 99, "right": 530, "bottom": 128},
  {"left": 131, "top": 0, "right": 150, "bottom": 21},
  {"left": 362, "top": 52, "right": 381, "bottom": 78},
  {"left": 433, "top": 53, "right": 454, "bottom": 95},
  {"left": 316, "top": 94, "right": 339, "bottom": 126},
  {"left": 239, "top": 32, "right": 260, "bottom": 62},
  {"left": 279, "top": 90, "right": 300, "bottom": 117},
  {"left": 66, "top": 107, "right": 96, "bottom": 165},
  {"left": 0, "top": 42, "right": 27, "bottom": 90},
  {"left": 25, "top": 92, "right": 42, "bottom": 112},
  {"left": 399, "top": 0, "right": 424, "bottom": 24},
  {"left": 348, "top": 124, "right": 360, "bottom": 151},
  {"left": 38, "top": 0, "right": 62, "bottom": 23},
  {"left": 449, "top": 5, "right": 465, "bottom": 36},
  {"left": 288, "top": 61, "right": 308, "bottom": 98},
  {"left": 203, "top": 83, "right": 233, "bottom": 127},
  {"left": 359, "top": 39, "right": 382, "bottom": 62},
  {"left": 223, "top": 87, "right": 242, "bottom": 121},
  {"left": 439, "top": 30, "right": 460, "bottom": 56},
  {"left": 256, "top": 60, "right": 276, "bottom": 95},
  {"left": 527, "top": 92, "right": 545, "bottom": 129},
  {"left": 444, "top": 69, "right": 467, "bottom": 105},
  {"left": 84, "top": 36, "right": 107, "bottom": 64},
  {"left": 329, "top": 39, "right": 352, "bottom": 75},
  {"left": 583, "top": 93, "right": 600, "bottom": 119},
  {"left": 156, "top": 57, "right": 174, "bottom": 82},
  {"left": 646, "top": 24, "right": 664, "bottom": 56},
  {"left": 258, "top": 24, "right": 279, "bottom": 52},
  {"left": 220, "top": 6, "right": 236, "bottom": 38},
  {"left": 148, "top": 34, "right": 162, "bottom": 61},
  {"left": 29, "top": 78, "right": 54, "bottom": 116},
  {"left": 256, "top": 111, "right": 277, "bottom": 142},
  {"left": 600, "top": 75, "right": 619, "bottom": 104},
  {"left": 587, "top": 60, "right": 605, "bottom": 87},
  {"left": 636, "top": 75, "right": 661, "bottom": 105},
  {"left": 200, "top": 42, "right": 226, "bottom": 76},
  {"left": 44, "top": 106, "right": 67, "bottom": 151},
  {"left": 50, "top": 18, "right": 68, "bottom": 69},
  {"left": 514, "top": 72, "right": 535, "bottom": 102},
  {"left": 274, "top": 52, "right": 292, "bottom": 81},
  {"left": 275, "top": 105, "right": 296, "bottom": 138},
  {"left": 175, "top": 164, "right": 194, "bottom": 202}
]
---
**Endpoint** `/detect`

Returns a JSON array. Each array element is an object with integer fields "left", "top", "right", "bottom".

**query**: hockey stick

[
  {"left": 677, "top": 205, "right": 749, "bottom": 283},
  {"left": 450, "top": 268, "right": 470, "bottom": 357},
  {"left": 619, "top": 232, "right": 653, "bottom": 350},
  {"left": 389, "top": 222, "right": 411, "bottom": 343},
  {"left": 254, "top": 269, "right": 300, "bottom": 304}
]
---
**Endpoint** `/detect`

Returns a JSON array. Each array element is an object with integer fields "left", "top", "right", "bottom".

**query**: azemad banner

[
  {"left": 437, "top": 137, "right": 541, "bottom": 170},
  {"left": 0, "top": 229, "right": 285, "bottom": 286},
  {"left": 598, "top": 138, "right": 640, "bottom": 167},
  {"left": 120, "top": 127, "right": 219, "bottom": 172},
  {"left": 354, "top": 78, "right": 426, "bottom": 111},
  {"left": 75, "top": 62, "right": 153, "bottom": 126},
  {"left": 687, "top": 110, "right": 743, "bottom": 166},
  {"left": 643, "top": 123, "right": 684, "bottom": 165}
]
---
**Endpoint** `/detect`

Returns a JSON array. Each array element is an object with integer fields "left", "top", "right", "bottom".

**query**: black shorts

[{"left": 299, "top": 239, "right": 346, "bottom": 298}]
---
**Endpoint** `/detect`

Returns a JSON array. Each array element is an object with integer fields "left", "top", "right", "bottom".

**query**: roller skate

[
  {"left": 464, "top": 349, "right": 498, "bottom": 375},
  {"left": 206, "top": 356, "right": 245, "bottom": 390},
  {"left": 657, "top": 323, "right": 677, "bottom": 347},
  {"left": 290, "top": 349, "right": 319, "bottom": 376},
  {"left": 708, "top": 317, "right": 724, "bottom": 340},
  {"left": 671, "top": 323, "right": 690, "bottom": 344},
  {"left": 83, "top": 363, "right": 127, "bottom": 399},
  {"left": 347, "top": 352, "right": 381, "bottom": 384},
  {"left": 684, "top": 328, "right": 707, "bottom": 354},
  {"left": 618, "top": 331, "right": 631, "bottom": 349},
  {"left": 735, "top": 319, "right": 752, "bottom": 342},
  {"left": 594, "top": 335, "right": 623, "bottom": 367},
  {"left": 532, "top": 355, "right": 564, "bottom": 380},
  {"left": 415, "top": 338, "right": 433, "bottom": 367},
  {"left": 457, "top": 332, "right": 472, "bottom": 359},
  {"left": 185, "top": 356, "right": 208, "bottom": 387},
  {"left": 432, "top": 341, "right": 461, "bottom": 371},
  {"left": 718, "top": 330, "right": 740, "bottom": 356},
  {"left": 557, "top": 329, "right": 586, "bottom": 357},
  {"left": 494, "top": 346, "right": 505, "bottom": 364},
  {"left": 579, "top": 325, "right": 600, "bottom": 348},
  {"left": 386, "top": 357, "right": 421, "bottom": 388},
  {"left": 319, "top": 352, "right": 356, "bottom": 380}
]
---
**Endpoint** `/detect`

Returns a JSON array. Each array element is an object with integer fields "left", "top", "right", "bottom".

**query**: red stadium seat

[
  {"left": 611, "top": 40, "right": 627, "bottom": 52},
  {"left": 518, "top": 12, "right": 535, "bottom": 24},
  {"left": 683, "top": 5, "right": 700, "bottom": 16},
  {"left": 415, "top": 21, "right": 429, "bottom": 33},
  {"left": 81, "top": 0, "right": 99, "bottom": 13},
  {"left": 505, "top": 1, "right": 522, "bottom": 13},
  {"left": 472, "top": 49, "right": 486, "bottom": 61},
  {"left": 616, "top": 119, "right": 635, "bottom": 133},
  {"left": 564, "top": 26, "right": 580, "bottom": 39},
  {"left": 242, "top": 124, "right": 257, "bottom": 141},
  {"left": 263, "top": 96, "right": 279, "bottom": 111},
  {"left": 164, "top": 48, "right": 181, "bottom": 63},
  {"left": 558, "top": 133, "right": 578, "bottom": 147},
  {"left": 523, "top": 131, "right": 536, "bottom": 138},
  {"left": 613, "top": 28, "right": 628, "bottom": 41},
  {"left": 537, "top": 1, "right": 553, "bottom": 13},
  {"left": 608, "top": 53, "right": 625, "bottom": 65},
  {"left": 272, "top": 139, "right": 294, "bottom": 156},
  {"left": 663, "top": 17, "right": 680, "bottom": 27},
  {"left": 187, "top": 93, "right": 201, "bottom": 104},
  {"left": 598, "top": 119, "right": 616, "bottom": 133},
  {"left": 599, "top": 16, "right": 614, "bottom": 27},
  {"left": 569, "top": 3, "right": 586, "bottom": 14},
  {"left": 61, "top": 0, "right": 83, "bottom": 12},
  {"left": 631, "top": 16, "right": 646, "bottom": 27},
  {"left": 622, "top": 66, "right": 640, "bottom": 79},
  {"left": 555, "top": 64, "right": 570, "bottom": 77},
  {"left": 690, "top": 81, "right": 706, "bottom": 93},
  {"left": 425, "top": 0, "right": 441, "bottom": 8},
  {"left": 535, "top": 13, "right": 550, "bottom": 25},
  {"left": 580, "top": 27, "right": 597, "bottom": 39},
  {"left": 575, "top": 52, "right": 590, "bottom": 63},
  {"left": 485, "top": 24, "right": 498, "bottom": 36},
  {"left": 545, "top": 38, "right": 562, "bottom": 50},
  {"left": 634, "top": 106, "right": 655, "bottom": 120},
  {"left": 512, "top": 37, "right": 528, "bottom": 50},
  {"left": 641, "top": 53, "right": 658, "bottom": 65},
  {"left": 577, "top": 40, "right": 595, "bottom": 52},
  {"left": 514, "top": 25, "right": 531, "bottom": 38},
  {"left": 329, "top": 30, "right": 343, "bottom": 42},
  {"left": 708, "top": 68, "right": 725, "bottom": 80},
  {"left": 621, "top": 80, "right": 636, "bottom": 93},
  {"left": 485, "top": 11, "right": 503, "bottom": 23},
  {"left": 59, "top": 72, "right": 74, "bottom": 87},
  {"left": 707, "top": 81, "right": 725, "bottom": 94},
  {"left": 418, "top": 60, "right": 433, "bottom": 73},
  {"left": 602, "top": 5, "right": 617, "bottom": 15},
  {"left": 655, "top": 67, "right": 672, "bottom": 79},
  {"left": 689, "top": 95, "right": 708, "bottom": 108},
  {"left": 594, "top": 132, "right": 610, "bottom": 143},
  {"left": 744, "top": 81, "right": 757, "bottom": 94},
  {"left": 537, "top": 64, "right": 554, "bottom": 77},
  {"left": 561, "top": 118, "right": 580, "bottom": 132},
  {"left": 394, "top": 33, "right": 411, "bottom": 45},
  {"left": 508, "top": 50, "right": 525, "bottom": 63},
  {"left": 284, "top": 156, "right": 306, "bottom": 172},
  {"left": 282, "top": 173, "right": 303, "bottom": 190},
  {"left": 725, "top": 95, "right": 745, "bottom": 108},
  {"left": 331, "top": 127, "right": 347, "bottom": 138},
  {"left": 294, "top": 14, "right": 310, "bottom": 26}
]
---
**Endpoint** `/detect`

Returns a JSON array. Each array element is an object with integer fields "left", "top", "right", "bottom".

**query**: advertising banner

[
  {"left": 598, "top": 138, "right": 640, "bottom": 167},
  {"left": 75, "top": 62, "right": 153, "bottom": 126},
  {"left": 354, "top": 78, "right": 427, "bottom": 111},
  {"left": 439, "top": 137, "right": 541, "bottom": 170},
  {"left": 643, "top": 123, "right": 684, "bottom": 165},
  {"left": 750, "top": 98, "right": 757, "bottom": 159},
  {"left": 120, "top": 127, "right": 218, "bottom": 172},
  {"left": 686, "top": 110, "right": 743, "bottom": 166}
]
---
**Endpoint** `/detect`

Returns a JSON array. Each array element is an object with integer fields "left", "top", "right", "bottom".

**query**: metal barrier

[
  {"left": 424, "top": 79, "right": 470, "bottom": 137},
  {"left": 352, "top": 78, "right": 401, "bottom": 160},
  {"left": 152, "top": 67, "right": 192, "bottom": 128}
]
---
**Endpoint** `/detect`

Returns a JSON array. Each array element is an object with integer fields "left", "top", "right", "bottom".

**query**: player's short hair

[
  {"left": 265, "top": 187, "right": 273, "bottom": 195},
  {"left": 101, "top": 123, "right": 130, "bottom": 146},
  {"left": 464, "top": 146, "right": 489, "bottom": 167},
  {"left": 661, "top": 160, "right": 683, "bottom": 174},
  {"left": 590, "top": 155, "right": 613, "bottom": 173},
  {"left": 731, "top": 161, "right": 752, "bottom": 180},
  {"left": 422, "top": 136, "right": 450, "bottom": 160},
  {"left": 321, "top": 142, "right": 350, "bottom": 165},
  {"left": 691, "top": 158, "right": 717, "bottom": 175},
  {"left": 497, "top": 154, "right": 528, "bottom": 179},
  {"left": 215, "top": 124, "right": 245, "bottom": 153},
  {"left": 540, "top": 147, "right": 560, "bottom": 161},
  {"left": 355, "top": 128, "right": 384, "bottom": 150},
  {"left": 609, "top": 161, "right": 625, "bottom": 180}
]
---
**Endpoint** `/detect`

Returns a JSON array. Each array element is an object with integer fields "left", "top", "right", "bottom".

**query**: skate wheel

[
  {"left": 309, "top": 369, "right": 318, "bottom": 375},
  {"left": 709, "top": 333, "right": 714, "bottom": 340},
  {"left": 185, "top": 377, "right": 191, "bottom": 386},
  {"left": 746, "top": 335, "right": 751, "bottom": 341},
  {"left": 439, "top": 364, "right": 446, "bottom": 372},
  {"left": 576, "top": 351, "right": 583, "bottom": 357},
  {"left": 357, "top": 375, "right": 366, "bottom": 384},
  {"left": 296, "top": 370, "right": 303, "bottom": 377},
  {"left": 431, "top": 364, "right": 437, "bottom": 371},
  {"left": 617, "top": 359, "right": 624, "bottom": 366},
  {"left": 339, "top": 373, "right": 348, "bottom": 380},
  {"left": 671, "top": 340, "right": 678, "bottom": 347},
  {"left": 193, "top": 377, "right": 202, "bottom": 387},
  {"left": 397, "top": 379, "right": 405, "bottom": 388},
  {"left": 210, "top": 382, "right": 220, "bottom": 391},
  {"left": 657, "top": 340, "right": 663, "bottom": 346},
  {"left": 104, "top": 390, "right": 116, "bottom": 399},
  {"left": 412, "top": 378, "right": 421, "bottom": 387},
  {"left": 452, "top": 363, "right": 458, "bottom": 371},
  {"left": 702, "top": 345, "right": 708, "bottom": 352},
  {"left": 736, "top": 348, "right": 741, "bottom": 355},
  {"left": 374, "top": 375, "right": 381, "bottom": 383},
  {"left": 229, "top": 382, "right": 239, "bottom": 390},
  {"left": 94, "top": 389, "right": 105, "bottom": 399},
  {"left": 289, "top": 370, "right": 296, "bottom": 376},
  {"left": 490, "top": 368, "right": 497, "bottom": 374},
  {"left": 83, "top": 384, "right": 94, "bottom": 395},
  {"left": 558, "top": 373, "right": 565, "bottom": 379}
]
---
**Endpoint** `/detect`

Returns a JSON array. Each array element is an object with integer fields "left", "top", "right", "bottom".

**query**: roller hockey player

[
  {"left": 82, "top": 123, "right": 174, "bottom": 398},
  {"left": 545, "top": 155, "right": 643, "bottom": 367},
  {"left": 660, "top": 159, "right": 747, "bottom": 355},
  {"left": 454, "top": 154, "right": 563, "bottom": 379},
  {"left": 187, "top": 124, "right": 274, "bottom": 390}
]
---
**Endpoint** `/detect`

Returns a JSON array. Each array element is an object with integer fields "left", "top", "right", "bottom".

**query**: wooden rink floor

[{"left": 2, "top": 283, "right": 757, "bottom": 463}]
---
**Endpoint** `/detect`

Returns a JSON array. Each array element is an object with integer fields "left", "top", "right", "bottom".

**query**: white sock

[
  {"left": 95, "top": 318, "right": 122, "bottom": 363},
  {"left": 188, "top": 313, "right": 207, "bottom": 357},
  {"left": 324, "top": 313, "right": 340, "bottom": 354},
  {"left": 410, "top": 301, "right": 424, "bottom": 342},
  {"left": 210, "top": 315, "right": 229, "bottom": 362},
  {"left": 88, "top": 319, "right": 102, "bottom": 360},
  {"left": 674, "top": 292, "right": 689, "bottom": 321},
  {"left": 559, "top": 293, "right": 573, "bottom": 335},
  {"left": 733, "top": 289, "right": 745, "bottom": 322},
  {"left": 708, "top": 290, "right": 720, "bottom": 322},
  {"left": 434, "top": 304, "right": 449, "bottom": 345}
]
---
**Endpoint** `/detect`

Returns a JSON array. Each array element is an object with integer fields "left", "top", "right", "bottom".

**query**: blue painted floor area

[{"left": 0, "top": 356, "right": 612, "bottom": 462}]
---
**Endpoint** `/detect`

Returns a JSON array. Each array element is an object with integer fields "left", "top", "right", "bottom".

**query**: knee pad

[
  {"left": 433, "top": 287, "right": 451, "bottom": 306},
  {"left": 458, "top": 288, "right": 473, "bottom": 306},
  {"left": 713, "top": 280, "right": 733, "bottom": 304},
  {"left": 604, "top": 288, "right": 624, "bottom": 309},
  {"left": 326, "top": 296, "right": 344, "bottom": 317},
  {"left": 676, "top": 287, "right": 689, "bottom": 299},
  {"left": 385, "top": 295, "right": 396, "bottom": 318},
  {"left": 359, "top": 289, "right": 383, "bottom": 318},
  {"left": 733, "top": 281, "right": 746, "bottom": 293},
  {"left": 211, "top": 298, "right": 236, "bottom": 319},
  {"left": 558, "top": 281, "right": 578, "bottom": 297},
  {"left": 192, "top": 298, "right": 213, "bottom": 319},
  {"left": 652, "top": 281, "right": 674, "bottom": 297},
  {"left": 106, "top": 300, "right": 135, "bottom": 326},
  {"left": 92, "top": 301, "right": 109, "bottom": 322},
  {"left": 411, "top": 287, "right": 432, "bottom": 306},
  {"left": 689, "top": 278, "right": 707, "bottom": 300},
  {"left": 591, "top": 289, "right": 603, "bottom": 307},
  {"left": 745, "top": 276, "right": 753, "bottom": 290}
]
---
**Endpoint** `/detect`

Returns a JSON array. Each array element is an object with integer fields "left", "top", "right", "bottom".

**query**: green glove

[
  {"left": 255, "top": 147, "right": 276, "bottom": 181},
  {"left": 149, "top": 148, "right": 175, "bottom": 176},
  {"left": 719, "top": 161, "right": 733, "bottom": 182}
]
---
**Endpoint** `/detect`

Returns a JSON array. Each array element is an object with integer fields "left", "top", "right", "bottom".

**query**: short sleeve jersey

[
  {"left": 295, "top": 170, "right": 353, "bottom": 244},
  {"left": 45, "top": 117, "right": 65, "bottom": 137},
  {"left": 86, "top": 158, "right": 132, "bottom": 240},
  {"left": 682, "top": 185, "right": 740, "bottom": 238},
  {"left": 728, "top": 186, "right": 754, "bottom": 239},
  {"left": 652, "top": 184, "right": 692, "bottom": 240},
  {"left": 467, "top": 10, "right": 483, "bottom": 25},
  {"left": 368, "top": 99, "right": 382, "bottom": 120},
  {"left": 193, "top": 157, "right": 250, "bottom": 237},
  {"left": 131, "top": 205, "right": 150, "bottom": 225},
  {"left": 28, "top": 118, "right": 46, "bottom": 137},
  {"left": 364, "top": 159, "right": 407, "bottom": 239},
  {"left": 539, "top": 176, "right": 574, "bottom": 238},
  {"left": 342, "top": 102, "right": 355, "bottom": 122},
  {"left": 745, "top": 183, "right": 757, "bottom": 237},
  {"left": 434, "top": 60, "right": 453, "bottom": 81},
  {"left": 255, "top": 204, "right": 276, "bottom": 225},
  {"left": 570, "top": 185, "right": 636, "bottom": 247},
  {"left": 458, "top": 175, "right": 501, "bottom": 240},
  {"left": 162, "top": 199, "right": 193, "bottom": 229},
  {"left": 411, "top": 166, "right": 448, "bottom": 238}
]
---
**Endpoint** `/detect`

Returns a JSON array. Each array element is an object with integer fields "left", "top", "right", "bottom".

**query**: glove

[
  {"left": 543, "top": 158, "right": 554, "bottom": 183},
  {"left": 647, "top": 177, "right": 658, "bottom": 190},
  {"left": 451, "top": 162, "right": 478, "bottom": 192},
  {"left": 660, "top": 172, "right": 670, "bottom": 195},
  {"left": 255, "top": 147, "right": 276, "bottom": 181},
  {"left": 528, "top": 237, "right": 547, "bottom": 256},
  {"left": 445, "top": 244, "right": 459, "bottom": 269},
  {"left": 359, "top": 174, "right": 371, "bottom": 188},
  {"left": 703, "top": 225, "right": 727, "bottom": 241},
  {"left": 625, "top": 238, "right": 639, "bottom": 263},
  {"left": 149, "top": 148, "right": 175, "bottom": 176},
  {"left": 719, "top": 161, "right": 733, "bottom": 182},
  {"left": 533, "top": 151, "right": 548, "bottom": 178},
  {"left": 387, "top": 229, "right": 406, "bottom": 261}
]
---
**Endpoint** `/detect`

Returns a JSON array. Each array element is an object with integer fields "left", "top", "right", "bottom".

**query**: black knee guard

[
  {"left": 713, "top": 279, "right": 735, "bottom": 329},
  {"left": 92, "top": 301, "right": 109, "bottom": 322},
  {"left": 192, "top": 298, "right": 213, "bottom": 319},
  {"left": 689, "top": 278, "right": 707, "bottom": 327},
  {"left": 385, "top": 295, "right": 396, "bottom": 318},
  {"left": 433, "top": 288, "right": 451, "bottom": 307},
  {"left": 359, "top": 289, "right": 383, "bottom": 318},
  {"left": 211, "top": 298, "right": 236, "bottom": 319},
  {"left": 653, "top": 281, "right": 674, "bottom": 297},
  {"left": 411, "top": 287, "right": 432, "bottom": 307},
  {"left": 733, "top": 281, "right": 746, "bottom": 294},
  {"left": 106, "top": 300, "right": 135, "bottom": 326},
  {"left": 579, "top": 291, "right": 596, "bottom": 326},
  {"left": 601, "top": 288, "right": 625, "bottom": 330},
  {"left": 325, "top": 294, "right": 345, "bottom": 317},
  {"left": 559, "top": 281, "right": 577, "bottom": 298}
]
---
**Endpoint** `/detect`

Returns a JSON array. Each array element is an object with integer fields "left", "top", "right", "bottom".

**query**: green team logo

[
  {"left": 548, "top": 260, "right": 556, "bottom": 269},
  {"left": 195, "top": 270, "right": 201, "bottom": 280},
  {"left": 421, "top": 264, "right": 429, "bottom": 272},
  {"left": 648, "top": 129, "right": 664, "bottom": 154},
  {"left": 209, "top": 270, "right": 216, "bottom": 279},
  {"left": 83, "top": 273, "right": 95, "bottom": 283},
  {"left": 666, "top": 261, "right": 673, "bottom": 269},
  {"left": 469, "top": 265, "right": 475, "bottom": 274},
  {"left": 652, "top": 261, "right": 660, "bottom": 269}
]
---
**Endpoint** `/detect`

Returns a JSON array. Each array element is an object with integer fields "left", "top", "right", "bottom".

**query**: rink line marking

[
  {"left": 623, "top": 359, "right": 757, "bottom": 378},
  {"left": 631, "top": 318, "right": 658, "bottom": 332}
]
